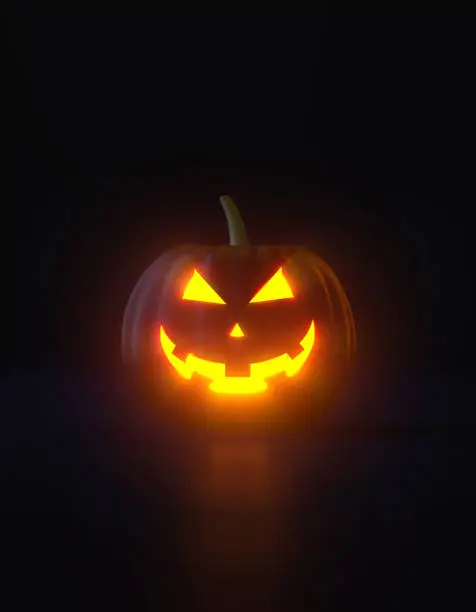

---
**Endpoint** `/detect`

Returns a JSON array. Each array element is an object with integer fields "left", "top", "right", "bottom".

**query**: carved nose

[{"left": 229, "top": 323, "right": 245, "bottom": 338}]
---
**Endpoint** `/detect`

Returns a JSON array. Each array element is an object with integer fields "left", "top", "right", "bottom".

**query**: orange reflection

[
  {"left": 249, "top": 267, "right": 294, "bottom": 303},
  {"left": 181, "top": 441, "right": 287, "bottom": 609},
  {"left": 158, "top": 320, "right": 315, "bottom": 394}
]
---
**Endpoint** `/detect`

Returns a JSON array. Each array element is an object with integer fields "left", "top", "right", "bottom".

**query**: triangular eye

[
  {"left": 249, "top": 267, "right": 294, "bottom": 303},
  {"left": 182, "top": 269, "right": 226, "bottom": 304}
]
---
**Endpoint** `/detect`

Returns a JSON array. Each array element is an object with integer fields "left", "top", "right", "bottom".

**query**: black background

[{"left": 4, "top": 2, "right": 475, "bottom": 611}]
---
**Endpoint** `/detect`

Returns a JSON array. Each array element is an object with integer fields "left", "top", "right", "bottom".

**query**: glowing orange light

[
  {"left": 249, "top": 267, "right": 294, "bottom": 303},
  {"left": 182, "top": 269, "right": 225, "bottom": 304},
  {"left": 229, "top": 323, "right": 245, "bottom": 338},
  {"left": 158, "top": 321, "right": 315, "bottom": 394},
  {"left": 209, "top": 378, "right": 267, "bottom": 394}
]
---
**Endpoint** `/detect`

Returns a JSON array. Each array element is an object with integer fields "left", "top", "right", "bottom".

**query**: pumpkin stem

[{"left": 219, "top": 195, "right": 250, "bottom": 246}]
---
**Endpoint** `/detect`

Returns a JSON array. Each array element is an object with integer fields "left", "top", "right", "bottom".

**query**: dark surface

[
  {"left": 2, "top": 367, "right": 474, "bottom": 610},
  {"left": 5, "top": 2, "right": 475, "bottom": 610}
]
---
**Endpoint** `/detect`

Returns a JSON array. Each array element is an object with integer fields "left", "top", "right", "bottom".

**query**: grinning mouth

[{"left": 158, "top": 321, "right": 316, "bottom": 394}]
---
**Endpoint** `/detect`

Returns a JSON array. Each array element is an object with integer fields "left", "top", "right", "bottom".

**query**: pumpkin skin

[{"left": 122, "top": 196, "right": 356, "bottom": 419}]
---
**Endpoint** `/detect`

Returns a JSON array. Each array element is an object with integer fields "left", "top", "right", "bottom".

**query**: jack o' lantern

[{"left": 122, "top": 196, "right": 356, "bottom": 404}]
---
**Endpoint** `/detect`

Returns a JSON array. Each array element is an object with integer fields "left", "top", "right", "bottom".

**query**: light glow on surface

[
  {"left": 249, "top": 267, "right": 294, "bottom": 303},
  {"left": 182, "top": 269, "right": 226, "bottom": 304},
  {"left": 158, "top": 320, "right": 315, "bottom": 394},
  {"left": 229, "top": 323, "right": 245, "bottom": 338}
]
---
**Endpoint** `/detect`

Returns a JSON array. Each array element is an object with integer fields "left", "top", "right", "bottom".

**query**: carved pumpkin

[{"left": 122, "top": 196, "right": 356, "bottom": 407}]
